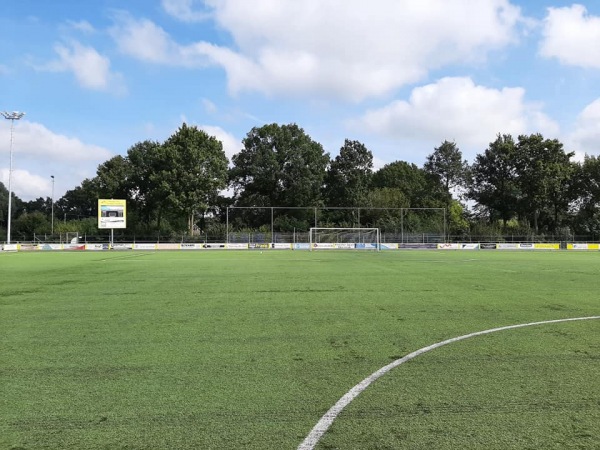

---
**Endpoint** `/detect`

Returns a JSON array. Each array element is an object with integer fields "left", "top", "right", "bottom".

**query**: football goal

[{"left": 309, "top": 227, "right": 380, "bottom": 251}]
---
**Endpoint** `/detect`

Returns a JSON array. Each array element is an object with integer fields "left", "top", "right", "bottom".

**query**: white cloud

[
  {"left": 540, "top": 4, "right": 600, "bottom": 68},
  {"left": 112, "top": 0, "right": 522, "bottom": 101},
  {"left": 0, "top": 120, "right": 113, "bottom": 200},
  {"left": 0, "top": 121, "right": 113, "bottom": 162},
  {"left": 206, "top": 0, "right": 522, "bottom": 100},
  {"left": 66, "top": 20, "right": 96, "bottom": 34},
  {"left": 201, "top": 98, "right": 217, "bottom": 114},
  {"left": 198, "top": 124, "right": 240, "bottom": 161},
  {"left": 568, "top": 98, "right": 600, "bottom": 157},
  {"left": 356, "top": 77, "right": 558, "bottom": 156},
  {"left": 109, "top": 15, "right": 209, "bottom": 67},
  {"left": 161, "top": 0, "right": 210, "bottom": 22},
  {"left": 39, "top": 40, "right": 126, "bottom": 93},
  {"left": 0, "top": 169, "right": 52, "bottom": 200}
]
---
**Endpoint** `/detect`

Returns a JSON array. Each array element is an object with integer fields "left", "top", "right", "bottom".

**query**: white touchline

[{"left": 298, "top": 315, "right": 600, "bottom": 450}]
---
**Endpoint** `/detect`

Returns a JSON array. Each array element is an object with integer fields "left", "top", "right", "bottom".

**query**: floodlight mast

[{"left": 1, "top": 111, "right": 25, "bottom": 244}]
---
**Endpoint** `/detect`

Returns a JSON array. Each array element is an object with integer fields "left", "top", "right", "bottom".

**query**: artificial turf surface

[{"left": 1, "top": 250, "right": 599, "bottom": 449}]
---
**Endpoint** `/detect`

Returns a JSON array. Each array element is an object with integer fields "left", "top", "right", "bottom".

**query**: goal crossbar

[{"left": 309, "top": 227, "right": 380, "bottom": 251}]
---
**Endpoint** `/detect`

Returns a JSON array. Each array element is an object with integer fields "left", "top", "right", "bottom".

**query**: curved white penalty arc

[{"left": 298, "top": 315, "right": 600, "bottom": 450}]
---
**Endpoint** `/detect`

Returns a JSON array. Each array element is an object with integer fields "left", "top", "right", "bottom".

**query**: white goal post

[{"left": 309, "top": 227, "right": 380, "bottom": 251}]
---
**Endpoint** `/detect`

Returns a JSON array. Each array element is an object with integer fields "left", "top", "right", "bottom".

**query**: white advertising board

[
  {"left": 497, "top": 243, "right": 520, "bottom": 250},
  {"left": 312, "top": 243, "right": 336, "bottom": 249},
  {"left": 227, "top": 243, "right": 249, "bottom": 249},
  {"left": 134, "top": 243, "right": 157, "bottom": 250},
  {"left": 438, "top": 243, "right": 460, "bottom": 250}
]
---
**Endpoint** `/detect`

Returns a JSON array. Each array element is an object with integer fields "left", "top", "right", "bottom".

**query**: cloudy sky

[{"left": 1, "top": 0, "right": 600, "bottom": 201}]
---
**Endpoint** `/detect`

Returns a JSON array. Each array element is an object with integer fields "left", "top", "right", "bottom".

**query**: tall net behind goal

[{"left": 309, "top": 227, "right": 380, "bottom": 250}]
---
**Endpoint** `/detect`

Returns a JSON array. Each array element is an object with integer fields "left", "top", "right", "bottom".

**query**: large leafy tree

[
  {"left": 55, "top": 178, "right": 99, "bottom": 221},
  {"left": 161, "top": 123, "right": 229, "bottom": 234},
  {"left": 371, "top": 160, "right": 439, "bottom": 207},
  {"left": 126, "top": 140, "right": 169, "bottom": 230},
  {"left": 323, "top": 139, "right": 373, "bottom": 207},
  {"left": 514, "top": 134, "right": 574, "bottom": 232},
  {"left": 469, "top": 134, "right": 519, "bottom": 226},
  {"left": 95, "top": 155, "right": 132, "bottom": 200},
  {"left": 423, "top": 140, "right": 469, "bottom": 207},
  {"left": 230, "top": 123, "right": 329, "bottom": 208},
  {"left": 570, "top": 155, "right": 600, "bottom": 236}
]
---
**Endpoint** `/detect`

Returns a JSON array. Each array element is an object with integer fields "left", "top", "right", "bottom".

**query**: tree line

[{"left": 2, "top": 122, "right": 600, "bottom": 241}]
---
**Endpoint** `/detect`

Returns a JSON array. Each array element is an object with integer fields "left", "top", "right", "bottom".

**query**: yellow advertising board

[
  {"left": 533, "top": 243, "right": 559, "bottom": 250},
  {"left": 98, "top": 199, "right": 127, "bottom": 229}
]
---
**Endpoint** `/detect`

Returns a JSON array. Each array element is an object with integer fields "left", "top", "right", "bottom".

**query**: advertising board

[
  {"left": 64, "top": 244, "right": 85, "bottom": 250},
  {"left": 41, "top": 244, "right": 63, "bottom": 251},
  {"left": 227, "top": 243, "right": 249, "bottom": 249},
  {"left": 133, "top": 243, "right": 157, "bottom": 250},
  {"left": 19, "top": 244, "right": 39, "bottom": 251},
  {"left": 497, "top": 243, "right": 520, "bottom": 250},
  {"left": 313, "top": 243, "right": 336, "bottom": 249},
  {"left": 480, "top": 243, "right": 497, "bottom": 250},
  {"left": 112, "top": 243, "right": 133, "bottom": 250},
  {"left": 438, "top": 243, "right": 460, "bottom": 250},
  {"left": 204, "top": 243, "right": 226, "bottom": 249},
  {"left": 460, "top": 243, "right": 480, "bottom": 250},
  {"left": 399, "top": 243, "right": 438, "bottom": 249},
  {"left": 98, "top": 199, "right": 126, "bottom": 229},
  {"left": 294, "top": 243, "right": 311, "bottom": 250},
  {"left": 181, "top": 243, "right": 202, "bottom": 250},
  {"left": 533, "top": 243, "right": 559, "bottom": 250},
  {"left": 156, "top": 243, "right": 181, "bottom": 250},
  {"left": 249, "top": 243, "right": 270, "bottom": 249},
  {"left": 380, "top": 243, "right": 399, "bottom": 250},
  {"left": 272, "top": 243, "right": 292, "bottom": 249}
]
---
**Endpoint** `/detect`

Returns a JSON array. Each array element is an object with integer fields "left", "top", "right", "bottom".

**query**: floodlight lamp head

[{"left": 1, "top": 111, "right": 25, "bottom": 120}]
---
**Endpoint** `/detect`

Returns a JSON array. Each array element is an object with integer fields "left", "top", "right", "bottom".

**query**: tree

[
  {"left": 13, "top": 211, "right": 50, "bottom": 239},
  {"left": 0, "top": 181, "right": 24, "bottom": 236},
  {"left": 372, "top": 160, "right": 445, "bottom": 207},
  {"left": 423, "top": 140, "right": 469, "bottom": 206},
  {"left": 230, "top": 123, "right": 329, "bottom": 229},
  {"left": 126, "top": 140, "right": 169, "bottom": 230},
  {"left": 469, "top": 134, "right": 519, "bottom": 227},
  {"left": 95, "top": 155, "right": 132, "bottom": 200},
  {"left": 55, "top": 178, "right": 99, "bottom": 222},
  {"left": 161, "top": 123, "right": 229, "bottom": 234},
  {"left": 323, "top": 139, "right": 373, "bottom": 207},
  {"left": 571, "top": 155, "right": 600, "bottom": 236},
  {"left": 514, "top": 134, "right": 574, "bottom": 232}
]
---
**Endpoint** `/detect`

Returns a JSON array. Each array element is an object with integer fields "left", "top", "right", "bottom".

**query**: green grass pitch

[{"left": 1, "top": 250, "right": 599, "bottom": 449}]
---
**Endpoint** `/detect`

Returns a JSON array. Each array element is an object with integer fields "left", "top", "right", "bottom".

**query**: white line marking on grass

[{"left": 298, "top": 315, "right": 600, "bottom": 450}]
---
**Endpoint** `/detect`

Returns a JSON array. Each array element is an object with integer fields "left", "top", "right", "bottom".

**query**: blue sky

[{"left": 1, "top": 0, "right": 600, "bottom": 201}]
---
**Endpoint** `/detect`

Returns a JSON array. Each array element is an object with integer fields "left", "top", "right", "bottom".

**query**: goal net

[{"left": 309, "top": 227, "right": 380, "bottom": 251}]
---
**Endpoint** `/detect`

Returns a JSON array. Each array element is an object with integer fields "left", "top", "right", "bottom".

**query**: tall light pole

[
  {"left": 51, "top": 175, "right": 55, "bottom": 234},
  {"left": 1, "top": 111, "right": 25, "bottom": 244}
]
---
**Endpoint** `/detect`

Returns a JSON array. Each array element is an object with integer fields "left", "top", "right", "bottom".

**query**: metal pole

[
  {"left": 401, "top": 208, "right": 404, "bottom": 244},
  {"left": 1, "top": 111, "right": 25, "bottom": 244},
  {"left": 443, "top": 207, "right": 447, "bottom": 243},
  {"left": 271, "top": 207, "right": 274, "bottom": 245},
  {"left": 51, "top": 175, "right": 55, "bottom": 234},
  {"left": 226, "top": 207, "right": 229, "bottom": 243}
]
